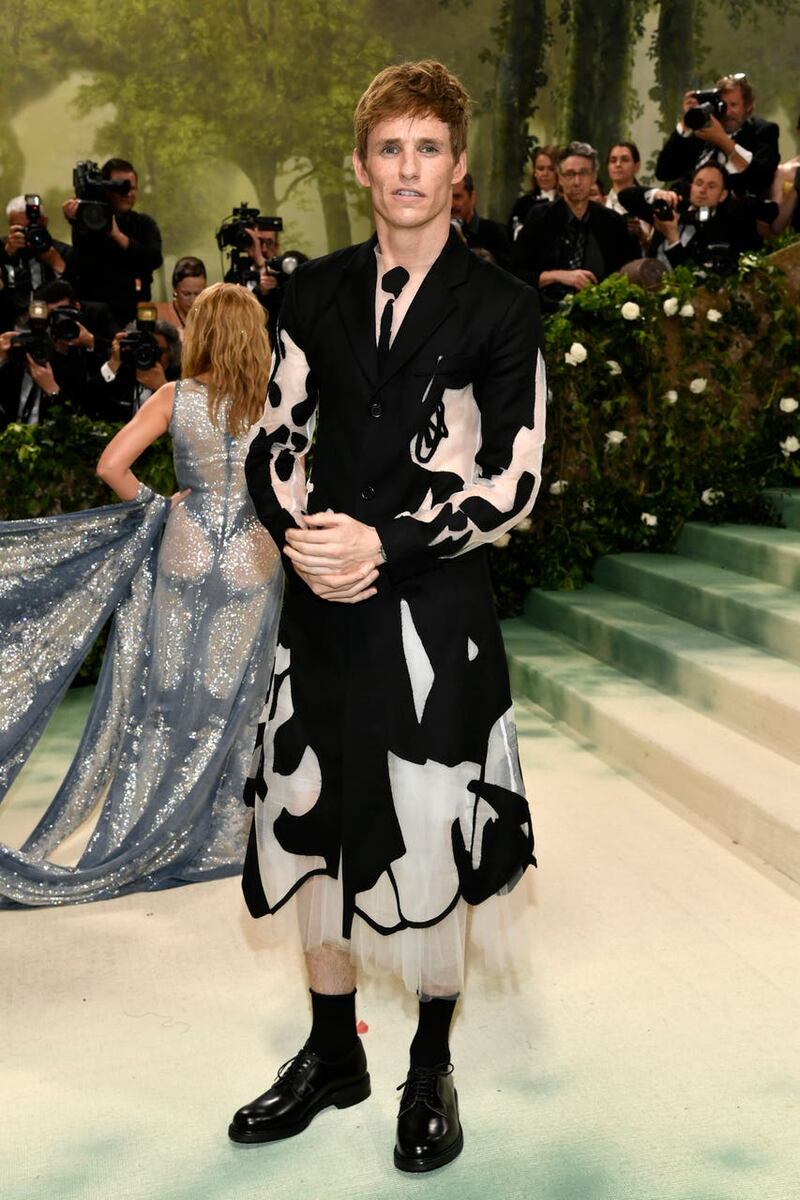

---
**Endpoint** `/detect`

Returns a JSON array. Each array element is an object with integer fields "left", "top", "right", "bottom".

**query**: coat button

[
  {"left": 361, "top": 484, "right": 375, "bottom": 501},
  {"left": 369, "top": 401, "right": 383, "bottom": 418}
]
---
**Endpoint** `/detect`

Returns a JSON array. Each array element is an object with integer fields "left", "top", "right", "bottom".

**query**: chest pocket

[{"left": 414, "top": 354, "right": 481, "bottom": 390}]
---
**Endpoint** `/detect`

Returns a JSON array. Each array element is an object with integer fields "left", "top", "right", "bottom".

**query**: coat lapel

[
  {"left": 377, "top": 230, "right": 470, "bottom": 391},
  {"left": 335, "top": 235, "right": 380, "bottom": 387}
]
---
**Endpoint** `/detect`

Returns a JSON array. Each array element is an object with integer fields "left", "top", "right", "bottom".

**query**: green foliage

[
  {"left": 0, "top": 409, "right": 175, "bottom": 520},
  {"left": 489, "top": 243, "right": 800, "bottom": 616}
]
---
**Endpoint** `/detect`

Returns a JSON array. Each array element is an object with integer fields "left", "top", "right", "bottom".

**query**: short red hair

[{"left": 354, "top": 60, "right": 471, "bottom": 163}]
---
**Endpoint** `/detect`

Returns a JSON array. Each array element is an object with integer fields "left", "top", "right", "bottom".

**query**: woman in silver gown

[{"left": 0, "top": 283, "right": 282, "bottom": 905}]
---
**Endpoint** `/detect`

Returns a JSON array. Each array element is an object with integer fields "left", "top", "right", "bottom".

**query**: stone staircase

[{"left": 504, "top": 490, "right": 800, "bottom": 885}]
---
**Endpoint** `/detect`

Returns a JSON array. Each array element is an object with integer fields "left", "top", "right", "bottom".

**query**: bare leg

[{"left": 306, "top": 943, "right": 356, "bottom": 995}]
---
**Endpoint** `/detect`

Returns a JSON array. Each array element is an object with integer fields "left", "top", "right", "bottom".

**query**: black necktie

[{"left": 378, "top": 266, "right": 409, "bottom": 367}]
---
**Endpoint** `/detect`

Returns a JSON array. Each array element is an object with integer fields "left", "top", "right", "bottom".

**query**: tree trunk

[
  {"left": 488, "top": 0, "right": 548, "bottom": 223},
  {"left": 0, "top": 105, "right": 24, "bottom": 200},
  {"left": 318, "top": 175, "right": 352, "bottom": 252},
  {"left": 245, "top": 149, "right": 280, "bottom": 216},
  {"left": 563, "top": 0, "right": 634, "bottom": 155},
  {"left": 653, "top": 0, "right": 696, "bottom": 134}
]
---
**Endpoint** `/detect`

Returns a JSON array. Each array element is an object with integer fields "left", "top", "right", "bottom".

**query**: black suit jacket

[
  {"left": 512, "top": 198, "right": 639, "bottom": 307},
  {"left": 66, "top": 209, "right": 163, "bottom": 329},
  {"left": 656, "top": 115, "right": 780, "bottom": 197},
  {"left": 0, "top": 345, "right": 95, "bottom": 430},
  {"left": 241, "top": 230, "right": 546, "bottom": 926},
  {"left": 462, "top": 215, "right": 513, "bottom": 270}
]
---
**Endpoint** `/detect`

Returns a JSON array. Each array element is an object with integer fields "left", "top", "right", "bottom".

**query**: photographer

[
  {"left": 656, "top": 74, "right": 780, "bottom": 198},
  {"left": 63, "top": 158, "right": 163, "bottom": 330},
  {"left": 94, "top": 313, "right": 180, "bottom": 422},
  {"left": 0, "top": 284, "right": 104, "bottom": 429},
  {"left": 450, "top": 173, "right": 512, "bottom": 268},
  {"left": 222, "top": 218, "right": 287, "bottom": 330},
  {"left": 512, "top": 141, "right": 639, "bottom": 311},
  {"left": 1, "top": 195, "right": 71, "bottom": 318},
  {"left": 619, "top": 162, "right": 765, "bottom": 273}
]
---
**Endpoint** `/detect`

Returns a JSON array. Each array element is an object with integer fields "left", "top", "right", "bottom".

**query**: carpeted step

[
  {"left": 593, "top": 553, "right": 800, "bottom": 664},
  {"left": 525, "top": 584, "right": 800, "bottom": 764},
  {"left": 677, "top": 522, "right": 800, "bottom": 590},
  {"left": 503, "top": 619, "right": 800, "bottom": 885},
  {"left": 762, "top": 487, "right": 800, "bottom": 532}
]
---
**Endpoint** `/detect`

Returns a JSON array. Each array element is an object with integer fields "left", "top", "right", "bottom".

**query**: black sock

[
  {"left": 409, "top": 995, "right": 458, "bottom": 1069},
  {"left": 307, "top": 989, "right": 358, "bottom": 1060}
]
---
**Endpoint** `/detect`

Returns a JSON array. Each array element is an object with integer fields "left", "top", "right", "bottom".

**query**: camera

[
  {"left": 652, "top": 198, "right": 675, "bottom": 222},
  {"left": 264, "top": 253, "right": 300, "bottom": 278},
  {"left": 9, "top": 300, "right": 52, "bottom": 365},
  {"left": 119, "top": 303, "right": 161, "bottom": 371},
  {"left": 685, "top": 89, "right": 728, "bottom": 132},
  {"left": 216, "top": 203, "right": 283, "bottom": 253},
  {"left": 23, "top": 195, "right": 53, "bottom": 255},
  {"left": 49, "top": 307, "right": 83, "bottom": 343},
  {"left": 73, "top": 160, "right": 131, "bottom": 234}
]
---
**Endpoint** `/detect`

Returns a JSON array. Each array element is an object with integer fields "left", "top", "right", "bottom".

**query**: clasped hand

[{"left": 285, "top": 511, "right": 382, "bottom": 604}]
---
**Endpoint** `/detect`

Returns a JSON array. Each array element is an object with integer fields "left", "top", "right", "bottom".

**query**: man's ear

[
  {"left": 352, "top": 148, "right": 370, "bottom": 188},
  {"left": 452, "top": 152, "right": 467, "bottom": 185},
  {"left": 720, "top": 188, "right": 729, "bottom": 203}
]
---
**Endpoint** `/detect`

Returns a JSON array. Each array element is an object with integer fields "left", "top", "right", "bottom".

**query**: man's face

[
  {"left": 690, "top": 167, "right": 728, "bottom": 209},
  {"left": 109, "top": 171, "right": 138, "bottom": 213},
  {"left": 353, "top": 114, "right": 466, "bottom": 234},
  {"left": 8, "top": 208, "right": 48, "bottom": 230},
  {"left": 247, "top": 231, "right": 280, "bottom": 262},
  {"left": 155, "top": 333, "right": 171, "bottom": 370},
  {"left": 720, "top": 85, "right": 750, "bottom": 133},
  {"left": 451, "top": 179, "right": 476, "bottom": 224},
  {"left": 558, "top": 156, "right": 596, "bottom": 205}
]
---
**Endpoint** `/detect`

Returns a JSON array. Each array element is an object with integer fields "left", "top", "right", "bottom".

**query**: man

[
  {"left": 512, "top": 141, "right": 639, "bottom": 310},
  {"left": 233, "top": 59, "right": 546, "bottom": 1173},
  {"left": 63, "top": 158, "right": 163, "bottom": 330},
  {"left": 0, "top": 281, "right": 103, "bottom": 429},
  {"left": 225, "top": 223, "right": 288, "bottom": 333},
  {"left": 94, "top": 319, "right": 180, "bottom": 421},
  {"left": 619, "top": 162, "right": 764, "bottom": 272},
  {"left": 0, "top": 195, "right": 71, "bottom": 319},
  {"left": 656, "top": 74, "right": 779, "bottom": 198},
  {"left": 451, "top": 173, "right": 512, "bottom": 268}
]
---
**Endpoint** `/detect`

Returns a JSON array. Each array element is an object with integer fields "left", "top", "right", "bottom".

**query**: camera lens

[
  {"left": 135, "top": 341, "right": 159, "bottom": 370},
  {"left": 81, "top": 200, "right": 111, "bottom": 233}
]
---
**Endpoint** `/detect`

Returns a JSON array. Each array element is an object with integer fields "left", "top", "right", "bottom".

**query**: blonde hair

[
  {"left": 181, "top": 282, "right": 270, "bottom": 439},
  {"left": 354, "top": 60, "right": 471, "bottom": 164}
]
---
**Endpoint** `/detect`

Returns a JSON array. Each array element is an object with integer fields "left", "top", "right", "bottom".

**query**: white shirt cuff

[
  {"left": 725, "top": 143, "right": 753, "bottom": 174},
  {"left": 101, "top": 361, "right": 117, "bottom": 383},
  {"left": 676, "top": 122, "right": 690, "bottom": 137}
]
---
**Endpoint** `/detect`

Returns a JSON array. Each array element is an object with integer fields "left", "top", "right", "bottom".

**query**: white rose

[
  {"left": 621, "top": 301, "right": 640, "bottom": 320},
  {"left": 664, "top": 389, "right": 678, "bottom": 404},
  {"left": 606, "top": 359, "right": 622, "bottom": 375},
  {"left": 605, "top": 430, "right": 626, "bottom": 446},
  {"left": 779, "top": 397, "right": 798, "bottom": 413},
  {"left": 515, "top": 517, "right": 532, "bottom": 532},
  {"left": 679, "top": 303, "right": 695, "bottom": 318},
  {"left": 581, "top": 499, "right": 595, "bottom": 514},
  {"left": 494, "top": 533, "right": 511, "bottom": 548},
  {"left": 780, "top": 436, "right": 800, "bottom": 457},
  {"left": 706, "top": 308, "right": 722, "bottom": 323},
  {"left": 701, "top": 488, "right": 724, "bottom": 505},
  {"left": 690, "top": 377, "right": 708, "bottom": 394},
  {"left": 641, "top": 512, "right": 658, "bottom": 527},
  {"left": 569, "top": 341, "right": 587, "bottom": 363},
  {"left": 663, "top": 297, "right": 679, "bottom": 317},
  {"left": 549, "top": 480, "right": 569, "bottom": 496}
]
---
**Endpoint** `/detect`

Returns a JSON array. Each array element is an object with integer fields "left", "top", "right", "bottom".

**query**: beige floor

[{"left": 3, "top": 699, "right": 800, "bottom": 1200}]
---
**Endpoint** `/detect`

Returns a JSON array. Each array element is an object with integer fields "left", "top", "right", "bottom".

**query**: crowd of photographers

[
  {"left": 457, "top": 74, "right": 799, "bottom": 312},
  {"left": 0, "top": 160, "right": 303, "bottom": 430},
  {"left": 2, "top": 72, "right": 799, "bottom": 431}
]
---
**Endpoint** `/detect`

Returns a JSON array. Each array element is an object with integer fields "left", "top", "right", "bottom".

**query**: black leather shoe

[
  {"left": 394, "top": 1063, "right": 463, "bottom": 1172},
  {"left": 228, "top": 1039, "right": 370, "bottom": 1144}
]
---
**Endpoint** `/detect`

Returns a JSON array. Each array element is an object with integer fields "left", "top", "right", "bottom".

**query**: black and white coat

[{"left": 243, "top": 229, "right": 547, "bottom": 943}]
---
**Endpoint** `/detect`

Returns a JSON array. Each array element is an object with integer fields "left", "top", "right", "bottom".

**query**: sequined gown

[{"left": 0, "top": 378, "right": 282, "bottom": 905}]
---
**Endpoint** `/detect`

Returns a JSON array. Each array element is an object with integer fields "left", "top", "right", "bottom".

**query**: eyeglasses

[{"left": 560, "top": 168, "right": 593, "bottom": 180}]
